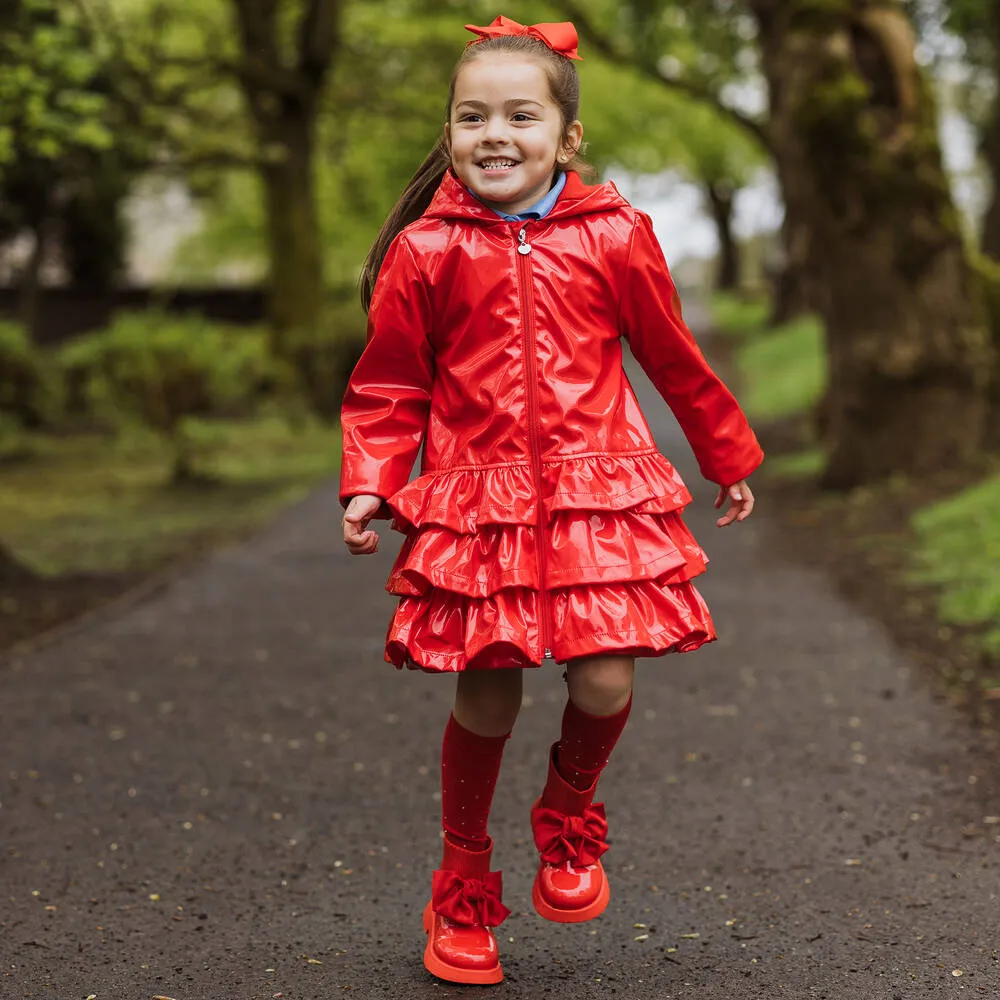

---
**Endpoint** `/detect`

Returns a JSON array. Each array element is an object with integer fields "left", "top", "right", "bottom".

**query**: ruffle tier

[
  {"left": 388, "top": 450, "right": 692, "bottom": 533},
  {"left": 383, "top": 451, "right": 715, "bottom": 672},
  {"left": 385, "top": 581, "right": 714, "bottom": 672}
]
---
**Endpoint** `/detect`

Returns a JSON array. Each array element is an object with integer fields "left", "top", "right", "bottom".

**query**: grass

[
  {"left": 707, "top": 291, "right": 771, "bottom": 342},
  {"left": 765, "top": 447, "right": 825, "bottom": 480},
  {"left": 909, "top": 472, "right": 1000, "bottom": 656},
  {"left": 734, "top": 313, "right": 825, "bottom": 421},
  {"left": 0, "top": 416, "right": 341, "bottom": 576}
]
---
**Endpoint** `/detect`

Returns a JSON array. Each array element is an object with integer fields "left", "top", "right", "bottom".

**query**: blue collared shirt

[{"left": 472, "top": 170, "right": 567, "bottom": 221}]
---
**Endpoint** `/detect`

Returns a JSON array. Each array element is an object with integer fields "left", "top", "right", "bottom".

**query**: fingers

[
  {"left": 343, "top": 495, "right": 382, "bottom": 555},
  {"left": 716, "top": 481, "right": 755, "bottom": 527}
]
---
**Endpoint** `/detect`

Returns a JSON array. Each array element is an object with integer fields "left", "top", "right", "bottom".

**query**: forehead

[{"left": 453, "top": 53, "right": 554, "bottom": 107}]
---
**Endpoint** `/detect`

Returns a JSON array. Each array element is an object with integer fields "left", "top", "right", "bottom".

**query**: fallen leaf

[{"left": 306, "top": 957, "right": 323, "bottom": 965}]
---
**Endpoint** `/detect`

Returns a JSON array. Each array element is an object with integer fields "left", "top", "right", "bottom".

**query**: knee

[
  {"left": 454, "top": 669, "right": 523, "bottom": 736},
  {"left": 566, "top": 656, "right": 634, "bottom": 716}
]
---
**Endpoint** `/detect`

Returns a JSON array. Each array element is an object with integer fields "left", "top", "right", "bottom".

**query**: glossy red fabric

[
  {"left": 532, "top": 804, "right": 609, "bottom": 866},
  {"left": 340, "top": 169, "right": 763, "bottom": 671}
]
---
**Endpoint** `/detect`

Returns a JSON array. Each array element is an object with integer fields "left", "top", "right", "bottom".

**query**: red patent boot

[
  {"left": 422, "top": 836, "right": 509, "bottom": 984},
  {"left": 530, "top": 743, "right": 611, "bottom": 923}
]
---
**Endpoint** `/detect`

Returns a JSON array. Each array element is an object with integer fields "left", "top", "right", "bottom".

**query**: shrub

[
  {"left": 0, "top": 322, "right": 61, "bottom": 428},
  {"left": 57, "top": 312, "right": 287, "bottom": 481}
]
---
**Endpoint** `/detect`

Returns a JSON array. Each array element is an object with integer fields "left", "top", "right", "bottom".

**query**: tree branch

[
  {"left": 558, "top": 0, "right": 772, "bottom": 152},
  {"left": 298, "top": 0, "right": 342, "bottom": 83}
]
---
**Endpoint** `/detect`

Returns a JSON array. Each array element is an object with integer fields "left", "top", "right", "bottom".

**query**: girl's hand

[
  {"left": 343, "top": 494, "right": 383, "bottom": 554},
  {"left": 714, "top": 479, "right": 754, "bottom": 527}
]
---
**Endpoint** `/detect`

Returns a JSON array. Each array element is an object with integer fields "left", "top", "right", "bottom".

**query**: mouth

[{"left": 477, "top": 158, "right": 519, "bottom": 172}]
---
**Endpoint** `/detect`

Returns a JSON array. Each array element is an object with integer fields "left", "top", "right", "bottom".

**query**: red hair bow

[
  {"left": 431, "top": 870, "right": 511, "bottom": 927},
  {"left": 532, "top": 803, "right": 609, "bottom": 866},
  {"left": 465, "top": 15, "right": 582, "bottom": 61}
]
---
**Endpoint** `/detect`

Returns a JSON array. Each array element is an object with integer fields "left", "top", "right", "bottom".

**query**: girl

[{"left": 340, "top": 15, "right": 762, "bottom": 986}]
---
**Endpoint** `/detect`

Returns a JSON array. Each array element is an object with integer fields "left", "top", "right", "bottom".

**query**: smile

[{"left": 478, "top": 159, "right": 519, "bottom": 171}]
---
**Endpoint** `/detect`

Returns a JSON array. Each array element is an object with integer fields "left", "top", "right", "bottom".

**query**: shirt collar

[{"left": 470, "top": 171, "right": 568, "bottom": 222}]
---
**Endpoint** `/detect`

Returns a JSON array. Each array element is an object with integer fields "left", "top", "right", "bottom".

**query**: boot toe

[
  {"left": 533, "top": 860, "right": 610, "bottom": 922},
  {"left": 433, "top": 920, "right": 500, "bottom": 969}
]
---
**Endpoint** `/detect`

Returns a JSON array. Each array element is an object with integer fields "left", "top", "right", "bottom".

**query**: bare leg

[
  {"left": 564, "top": 654, "right": 634, "bottom": 716},
  {"left": 453, "top": 667, "right": 524, "bottom": 737}
]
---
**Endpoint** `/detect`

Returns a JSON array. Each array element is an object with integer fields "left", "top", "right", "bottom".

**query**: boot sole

[
  {"left": 532, "top": 871, "right": 610, "bottom": 923},
  {"left": 422, "top": 902, "right": 504, "bottom": 984}
]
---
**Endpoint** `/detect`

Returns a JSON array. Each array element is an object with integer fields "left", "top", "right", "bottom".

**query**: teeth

[{"left": 480, "top": 160, "right": 516, "bottom": 170}]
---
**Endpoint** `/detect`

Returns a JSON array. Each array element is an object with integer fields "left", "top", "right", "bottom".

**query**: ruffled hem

[
  {"left": 385, "top": 578, "right": 714, "bottom": 673},
  {"left": 387, "top": 510, "right": 706, "bottom": 597},
  {"left": 388, "top": 450, "right": 691, "bottom": 533}
]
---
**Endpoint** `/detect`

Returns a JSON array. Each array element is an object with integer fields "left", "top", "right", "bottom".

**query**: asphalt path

[{"left": 3, "top": 325, "right": 999, "bottom": 999}]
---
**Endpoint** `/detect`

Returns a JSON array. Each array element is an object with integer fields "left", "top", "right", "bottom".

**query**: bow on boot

[
  {"left": 422, "top": 837, "right": 508, "bottom": 985},
  {"left": 532, "top": 804, "right": 609, "bottom": 867},
  {"left": 530, "top": 743, "right": 612, "bottom": 923},
  {"left": 431, "top": 870, "right": 511, "bottom": 928}
]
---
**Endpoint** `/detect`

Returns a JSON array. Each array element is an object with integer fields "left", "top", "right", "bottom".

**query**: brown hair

[{"left": 359, "top": 34, "right": 593, "bottom": 311}]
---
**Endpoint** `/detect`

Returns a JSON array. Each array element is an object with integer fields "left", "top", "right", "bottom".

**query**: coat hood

[{"left": 423, "top": 168, "right": 628, "bottom": 223}]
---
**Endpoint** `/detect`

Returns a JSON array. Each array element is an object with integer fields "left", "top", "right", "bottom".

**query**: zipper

[{"left": 515, "top": 223, "right": 553, "bottom": 661}]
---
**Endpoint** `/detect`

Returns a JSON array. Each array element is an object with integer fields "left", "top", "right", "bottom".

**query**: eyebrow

[{"left": 455, "top": 99, "right": 546, "bottom": 110}]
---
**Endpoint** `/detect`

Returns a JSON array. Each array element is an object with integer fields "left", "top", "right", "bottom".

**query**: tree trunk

[
  {"left": 981, "top": 10, "right": 1000, "bottom": 261},
  {"left": 258, "top": 110, "right": 323, "bottom": 348},
  {"left": 982, "top": 99, "right": 1000, "bottom": 260},
  {"left": 231, "top": 0, "right": 341, "bottom": 353},
  {"left": 17, "top": 219, "right": 48, "bottom": 337},
  {"left": 769, "top": 209, "right": 817, "bottom": 324},
  {"left": 979, "top": 8, "right": 1000, "bottom": 449},
  {"left": 705, "top": 179, "right": 740, "bottom": 291},
  {"left": 752, "top": 0, "right": 989, "bottom": 489}
]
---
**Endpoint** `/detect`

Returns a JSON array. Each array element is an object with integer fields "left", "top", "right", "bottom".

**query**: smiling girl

[{"left": 340, "top": 15, "right": 763, "bottom": 985}]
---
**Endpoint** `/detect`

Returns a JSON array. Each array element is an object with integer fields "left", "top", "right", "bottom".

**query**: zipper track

[{"left": 515, "top": 223, "right": 552, "bottom": 660}]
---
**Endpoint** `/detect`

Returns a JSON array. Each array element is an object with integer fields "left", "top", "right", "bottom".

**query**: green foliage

[
  {"left": 0, "top": 0, "right": 113, "bottom": 164},
  {"left": 909, "top": 471, "right": 1000, "bottom": 653},
  {"left": 57, "top": 313, "right": 280, "bottom": 434},
  {"left": 0, "top": 321, "right": 61, "bottom": 428},
  {"left": 735, "top": 313, "right": 825, "bottom": 420}
]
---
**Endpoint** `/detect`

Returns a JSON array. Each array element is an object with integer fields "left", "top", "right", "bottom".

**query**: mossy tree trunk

[
  {"left": 751, "top": 0, "right": 990, "bottom": 488},
  {"left": 978, "top": 7, "right": 1000, "bottom": 448},
  {"left": 231, "top": 0, "right": 342, "bottom": 354},
  {"left": 980, "top": 8, "right": 1000, "bottom": 262}
]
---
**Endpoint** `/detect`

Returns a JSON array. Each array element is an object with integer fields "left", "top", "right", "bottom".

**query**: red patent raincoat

[{"left": 340, "top": 170, "right": 763, "bottom": 672}]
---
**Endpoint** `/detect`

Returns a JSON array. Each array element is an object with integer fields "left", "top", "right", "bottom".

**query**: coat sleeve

[
  {"left": 339, "top": 235, "right": 435, "bottom": 508},
  {"left": 619, "top": 212, "right": 763, "bottom": 486}
]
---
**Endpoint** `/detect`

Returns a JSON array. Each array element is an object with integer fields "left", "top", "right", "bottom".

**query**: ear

[{"left": 560, "top": 120, "right": 584, "bottom": 163}]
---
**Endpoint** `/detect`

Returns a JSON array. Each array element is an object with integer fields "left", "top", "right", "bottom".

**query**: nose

[{"left": 483, "top": 113, "right": 511, "bottom": 144}]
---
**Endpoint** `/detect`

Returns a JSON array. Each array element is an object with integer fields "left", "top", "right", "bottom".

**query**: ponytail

[{"left": 360, "top": 136, "right": 450, "bottom": 312}]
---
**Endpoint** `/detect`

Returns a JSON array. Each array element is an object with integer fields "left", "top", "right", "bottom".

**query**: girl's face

[{"left": 447, "top": 53, "right": 583, "bottom": 217}]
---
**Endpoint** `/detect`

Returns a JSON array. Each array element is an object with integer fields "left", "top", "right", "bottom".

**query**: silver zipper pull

[{"left": 517, "top": 226, "right": 532, "bottom": 254}]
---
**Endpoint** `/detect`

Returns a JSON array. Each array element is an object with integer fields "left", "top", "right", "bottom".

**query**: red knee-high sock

[
  {"left": 441, "top": 714, "right": 510, "bottom": 854},
  {"left": 555, "top": 694, "right": 633, "bottom": 791}
]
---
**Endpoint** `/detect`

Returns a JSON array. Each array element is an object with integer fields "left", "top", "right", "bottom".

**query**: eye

[
  {"left": 459, "top": 113, "right": 484, "bottom": 123},
  {"left": 511, "top": 113, "right": 535, "bottom": 122}
]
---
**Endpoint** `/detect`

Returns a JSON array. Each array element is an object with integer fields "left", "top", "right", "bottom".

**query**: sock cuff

[
  {"left": 445, "top": 713, "right": 512, "bottom": 751},
  {"left": 565, "top": 691, "right": 633, "bottom": 723}
]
